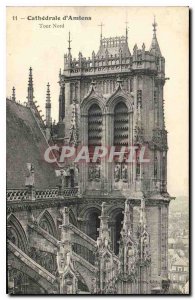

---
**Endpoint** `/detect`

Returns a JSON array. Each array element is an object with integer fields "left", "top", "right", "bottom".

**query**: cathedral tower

[{"left": 54, "top": 19, "right": 171, "bottom": 290}]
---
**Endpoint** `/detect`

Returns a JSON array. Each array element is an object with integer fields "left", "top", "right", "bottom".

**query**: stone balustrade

[
  {"left": 6, "top": 189, "right": 29, "bottom": 201},
  {"left": 7, "top": 187, "right": 78, "bottom": 201}
]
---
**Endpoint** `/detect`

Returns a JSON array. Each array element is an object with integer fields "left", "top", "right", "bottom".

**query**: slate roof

[
  {"left": 150, "top": 33, "right": 162, "bottom": 56},
  {"left": 6, "top": 99, "right": 58, "bottom": 189}
]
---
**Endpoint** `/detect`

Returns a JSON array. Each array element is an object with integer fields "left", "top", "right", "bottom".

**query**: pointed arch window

[
  {"left": 88, "top": 103, "right": 103, "bottom": 181},
  {"left": 113, "top": 101, "right": 129, "bottom": 182},
  {"left": 88, "top": 103, "right": 102, "bottom": 148},
  {"left": 7, "top": 215, "right": 28, "bottom": 253},
  {"left": 114, "top": 101, "right": 128, "bottom": 146}
]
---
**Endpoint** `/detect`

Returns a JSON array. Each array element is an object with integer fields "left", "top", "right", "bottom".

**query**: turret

[
  {"left": 45, "top": 82, "right": 51, "bottom": 127},
  {"left": 27, "top": 67, "right": 34, "bottom": 105},
  {"left": 97, "top": 22, "right": 130, "bottom": 58},
  {"left": 150, "top": 16, "right": 162, "bottom": 57},
  {"left": 58, "top": 81, "right": 65, "bottom": 122},
  {"left": 133, "top": 43, "right": 138, "bottom": 60},
  {"left": 67, "top": 31, "right": 72, "bottom": 68},
  {"left": 12, "top": 87, "right": 16, "bottom": 102}
]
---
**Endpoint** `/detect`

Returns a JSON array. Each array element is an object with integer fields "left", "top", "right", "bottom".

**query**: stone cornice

[
  {"left": 61, "top": 68, "right": 158, "bottom": 81},
  {"left": 7, "top": 197, "right": 81, "bottom": 213},
  {"left": 7, "top": 193, "right": 172, "bottom": 213}
]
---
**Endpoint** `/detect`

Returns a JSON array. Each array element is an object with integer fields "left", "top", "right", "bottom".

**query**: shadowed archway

[
  {"left": 7, "top": 214, "right": 28, "bottom": 253},
  {"left": 109, "top": 208, "right": 124, "bottom": 255},
  {"left": 38, "top": 210, "right": 58, "bottom": 239}
]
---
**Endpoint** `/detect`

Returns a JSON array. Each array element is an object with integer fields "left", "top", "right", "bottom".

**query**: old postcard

[{"left": 6, "top": 6, "right": 189, "bottom": 295}]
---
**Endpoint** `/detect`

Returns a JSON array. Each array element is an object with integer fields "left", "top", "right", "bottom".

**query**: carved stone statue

[
  {"left": 88, "top": 165, "right": 93, "bottom": 181},
  {"left": 25, "top": 163, "right": 34, "bottom": 187},
  {"left": 95, "top": 164, "right": 100, "bottom": 180},
  {"left": 114, "top": 164, "right": 120, "bottom": 182},
  {"left": 122, "top": 164, "right": 128, "bottom": 182},
  {"left": 88, "top": 163, "right": 101, "bottom": 181},
  {"left": 74, "top": 165, "right": 79, "bottom": 186}
]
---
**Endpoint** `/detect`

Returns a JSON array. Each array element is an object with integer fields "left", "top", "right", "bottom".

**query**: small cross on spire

[{"left": 98, "top": 22, "right": 104, "bottom": 42}]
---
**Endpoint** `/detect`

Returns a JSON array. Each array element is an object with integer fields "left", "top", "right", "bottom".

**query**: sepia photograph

[{"left": 6, "top": 6, "right": 189, "bottom": 295}]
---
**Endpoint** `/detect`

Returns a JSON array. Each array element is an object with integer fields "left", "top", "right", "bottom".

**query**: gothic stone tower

[{"left": 54, "top": 20, "right": 171, "bottom": 290}]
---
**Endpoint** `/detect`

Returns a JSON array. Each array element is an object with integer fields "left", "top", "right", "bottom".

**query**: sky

[{"left": 6, "top": 6, "right": 189, "bottom": 197}]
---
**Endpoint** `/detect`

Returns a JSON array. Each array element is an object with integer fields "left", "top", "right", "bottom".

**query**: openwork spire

[
  {"left": 150, "top": 16, "right": 162, "bottom": 56},
  {"left": 69, "top": 99, "right": 79, "bottom": 146},
  {"left": 66, "top": 32, "right": 72, "bottom": 69},
  {"left": 46, "top": 82, "right": 51, "bottom": 103},
  {"left": 45, "top": 83, "right": 51, "bottom": 127},
  {"left": 12, "top": 87, "right": 16, "bottom": 102},
  {"left": 98, "top": 22, "right": 104, "bottom": 44},
  {"left": 27, "top": 67, "right": 34, "bottom": 104}
]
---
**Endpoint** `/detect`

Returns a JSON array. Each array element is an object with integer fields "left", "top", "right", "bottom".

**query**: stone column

[
  {"left": 101, "top": 111, "right": 107, "bottom": 193},
  {"left": 108, "top": 221, "right": 116, "bottom": 252},
  {"left": 79, "top": 114, "right": 88, "bottom": 193},
  {"left": 128, "top": 111, "right": 134, "bottom": 185},
  {"left": 64, "top": 81, "right": 71, "bottom": 138},
  {"left": 105, "top": 112, "right": 114, "bottom": 192}
]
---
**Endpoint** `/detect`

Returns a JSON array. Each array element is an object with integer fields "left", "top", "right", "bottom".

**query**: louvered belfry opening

[
  {"left": 114, "top": 101, "right": 129, "bottom": 182},
  {"left": 88, "top": 103, "right": 103, "bottom": 182}
]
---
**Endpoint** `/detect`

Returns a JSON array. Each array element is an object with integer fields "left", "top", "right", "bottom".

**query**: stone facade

[{"left": 7, "top": 19, "right": 172, "bottom": 294}]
